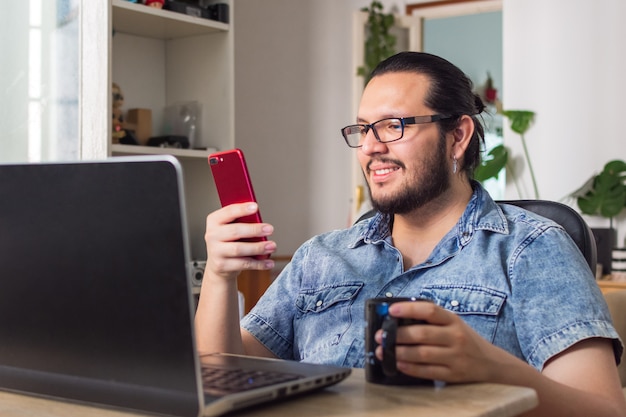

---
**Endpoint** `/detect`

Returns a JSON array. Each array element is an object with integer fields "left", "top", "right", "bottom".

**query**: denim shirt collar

[{"left": 350, "top": 182, "right": 509, "bottom": 257}]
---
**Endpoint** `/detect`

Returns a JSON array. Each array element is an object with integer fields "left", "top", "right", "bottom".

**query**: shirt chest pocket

[
  {"left": 420, "top": 285, "right": 507, "bottom": 343},
  {"left": 296, "top": 282, "right": 363, "bottom": 314}
]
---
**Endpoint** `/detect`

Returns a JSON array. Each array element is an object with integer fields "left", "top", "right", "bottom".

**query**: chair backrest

[
  {"left": 499, "top": 200, "right": 597, "bottom": 274},
  {"left": 356, "top": 199, "right": 597, "bottom": 274}
]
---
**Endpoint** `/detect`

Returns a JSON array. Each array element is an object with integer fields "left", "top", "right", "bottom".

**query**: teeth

[{"left": 374, "top": 168, "right": 397, "bottom": 175}]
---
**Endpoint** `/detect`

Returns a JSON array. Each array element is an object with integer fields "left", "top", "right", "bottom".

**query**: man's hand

[
  {"left": 204, "top": 202, "right": 276, "bottom": 281},
  {"left": 374, "top": 300, "right": 503, "bottom": 383}
]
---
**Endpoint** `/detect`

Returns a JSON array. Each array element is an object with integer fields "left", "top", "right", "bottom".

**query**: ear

[{"left": 450, "top": 115, "right": 475, "bottom": 159}]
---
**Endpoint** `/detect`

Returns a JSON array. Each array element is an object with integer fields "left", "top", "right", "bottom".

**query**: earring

[{"left": 452, "top": 155, "right": 458, "bottom": 174}]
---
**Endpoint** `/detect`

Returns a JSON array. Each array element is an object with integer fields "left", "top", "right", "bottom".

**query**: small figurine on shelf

[
  {"left": 112, "top": 82, "right": 138, "bottom": 145},
  {"left": 144, "top": 0, "right": 164, "bottom": 8},
  {"left": 112, "top": 82, "right": 126, "bottom": 144}
]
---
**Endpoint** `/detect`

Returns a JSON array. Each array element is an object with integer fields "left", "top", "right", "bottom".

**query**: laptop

[{"left": 0, "top": 156, "right": 350, "bottom": 417}]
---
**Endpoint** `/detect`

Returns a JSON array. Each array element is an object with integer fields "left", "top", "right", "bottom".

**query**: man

[{"left": 196, "top": 52, "right": 626, "bottom": 416}]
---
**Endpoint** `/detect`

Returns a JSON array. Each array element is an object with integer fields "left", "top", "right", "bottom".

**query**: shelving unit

[
  {"left": 112, "top": 0, "right": 228, "bottom": 39},
  {"left": 111, "top": 144, "right": 217, "bottom": 159},
  {"left": 109, "top": 0, "right": 234, "bottom": 260}
]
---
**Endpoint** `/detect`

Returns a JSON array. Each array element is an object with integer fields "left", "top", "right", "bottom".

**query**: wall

[{"left": 503, "top": 0, "right": 626, "bottom": 243}]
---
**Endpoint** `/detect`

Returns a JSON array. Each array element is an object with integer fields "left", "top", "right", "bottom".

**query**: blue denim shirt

[{"left": 241, "top": 184, "right": 622, "bottom": 371}]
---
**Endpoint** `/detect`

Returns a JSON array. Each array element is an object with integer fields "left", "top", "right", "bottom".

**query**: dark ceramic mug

[{"left": 364, "top": 297, "right": 433, "bottom": 385}]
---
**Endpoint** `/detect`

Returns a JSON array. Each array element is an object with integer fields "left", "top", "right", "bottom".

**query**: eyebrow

[{"left": 355, "top": 115, "right": 406, "bottom": 124}]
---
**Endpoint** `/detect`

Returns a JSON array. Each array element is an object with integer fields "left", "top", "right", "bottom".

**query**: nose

[{"left": 360, "top": 128, "right": 388, "bottom": 155}]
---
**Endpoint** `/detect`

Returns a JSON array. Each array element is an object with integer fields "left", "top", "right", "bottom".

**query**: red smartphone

[{"left": 208, "top": 149, "right": 269, "bottom": 256}]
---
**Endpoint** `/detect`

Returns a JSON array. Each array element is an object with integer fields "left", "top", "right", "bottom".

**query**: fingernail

[
  {"left": 264, "top": 260, "right": 275, "bottom": 269},
  {"left": 247, "top": 203, "right": 258, "bottom": 212},
  {"left": 262, "top": 225, "right": 273, "bottom": 234}
]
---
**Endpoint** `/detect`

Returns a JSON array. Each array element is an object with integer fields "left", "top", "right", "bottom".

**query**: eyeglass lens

[{"left": 344, "top": 118, "right": 404, "bottom": 147}]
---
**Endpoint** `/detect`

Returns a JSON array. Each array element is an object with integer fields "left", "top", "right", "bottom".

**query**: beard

[{"left": 367, "top": 136, "right": 450, "bottom": 215}]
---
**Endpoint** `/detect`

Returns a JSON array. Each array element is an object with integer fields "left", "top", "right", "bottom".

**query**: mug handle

[{"left": 381, "top": 315, "right": 398, "bottom": 376}]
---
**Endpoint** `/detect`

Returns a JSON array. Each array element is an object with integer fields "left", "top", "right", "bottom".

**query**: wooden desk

[
  {"left": 0, "top": 369, "right": 537, "bottom": 417},
  {"left": 598, "top": 277, "right": 626, "bottom": 294}
]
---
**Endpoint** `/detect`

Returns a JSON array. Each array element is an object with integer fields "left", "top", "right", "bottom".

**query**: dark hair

[{"left": 369, "top": 51, "right": 486, "bottom": 176}]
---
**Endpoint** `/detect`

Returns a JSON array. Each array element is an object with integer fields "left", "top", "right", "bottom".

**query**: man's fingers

[
  {"left": 388, "top": 300, "right": 453, "bottom": 326},
  {"left": 207, "top": 202, "right": 259, "bottom": 225}
]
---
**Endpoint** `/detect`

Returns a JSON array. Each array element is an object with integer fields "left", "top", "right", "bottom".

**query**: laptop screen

[{"left": 0, "top": 157, "right": 201, "bottom": 416}]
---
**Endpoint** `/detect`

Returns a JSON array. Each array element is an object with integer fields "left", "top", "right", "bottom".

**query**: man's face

[{"left": 356, "top": 72, "right": 450, "bottom": 215}]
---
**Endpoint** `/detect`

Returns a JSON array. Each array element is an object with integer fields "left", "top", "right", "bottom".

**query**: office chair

[{"left": 356, "top": 199, "right": 597, "bottom": 274}]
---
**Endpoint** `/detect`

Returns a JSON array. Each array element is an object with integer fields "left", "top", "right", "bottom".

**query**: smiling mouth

[
  {"left": 372, "top": 167, "right": 399, "bottom": 175},
  {"left": 366, "top": 158, "right": 405, "bottom": 184}
]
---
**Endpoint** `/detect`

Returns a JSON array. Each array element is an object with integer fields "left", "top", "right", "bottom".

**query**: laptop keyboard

[{"left": 201, "top": 366, "right": 301, "bottom": 395}]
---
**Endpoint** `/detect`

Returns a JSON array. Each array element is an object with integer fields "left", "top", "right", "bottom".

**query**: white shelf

[
  {"left": 112, "top": 0, "right": 228, "bottom": 39},
  {"left": 111, "top": 144, "right": 217, "bottom": 159}
]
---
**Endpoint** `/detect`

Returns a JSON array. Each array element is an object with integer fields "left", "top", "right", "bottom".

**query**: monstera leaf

[{"left": 575, "top": 160, "right": 626, "bottom": 219}]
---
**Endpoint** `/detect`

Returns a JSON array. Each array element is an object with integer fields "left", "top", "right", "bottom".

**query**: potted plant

[
  {"left": 474, "top": 110, "right": 538, "bottom": 198},
  {"left": 570, "top": 159, "right": 626, "bottom": 275},
  {"left": 357, "top": 1, "right": 396, "bottom": 86}
]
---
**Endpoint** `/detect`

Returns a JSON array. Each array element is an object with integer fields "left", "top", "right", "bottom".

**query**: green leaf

[
  {"left": 604, "top": 159, "right": 626, "bottom": 175},
  {"left": 577, "top": 195, "right": 599, "bottom": 216},
  {"left": 575, "top": 159, "right": 626, "bottom": 218},
  {"left": 474, "top": 144, "right": 508, "bottom": 182},
  {"left": 502, "top": 110, "right": 535, "bottom": 135}
]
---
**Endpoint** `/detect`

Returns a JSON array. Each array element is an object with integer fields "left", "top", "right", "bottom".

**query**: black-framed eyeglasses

[{"left": 340, "top": 114, "right": 452, "bottom": 148}]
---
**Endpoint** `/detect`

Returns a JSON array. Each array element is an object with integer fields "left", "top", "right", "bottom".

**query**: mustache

[{"left": 366, "top": 158, "right": 406, "bottom": 173}]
